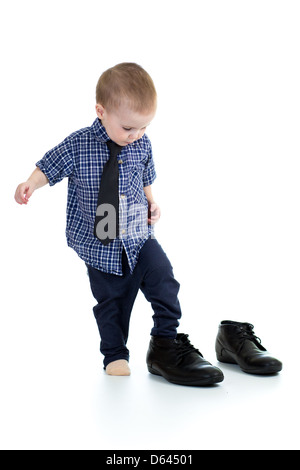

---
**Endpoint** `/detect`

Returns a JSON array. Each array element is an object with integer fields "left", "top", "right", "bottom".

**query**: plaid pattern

[{"left": 36, "top": 118, "right": 156, "bottom": 275}]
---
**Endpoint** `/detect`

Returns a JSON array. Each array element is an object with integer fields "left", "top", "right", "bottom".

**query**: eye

[{"left": 123, "top": 127, "right": 132, "bottom": 131}]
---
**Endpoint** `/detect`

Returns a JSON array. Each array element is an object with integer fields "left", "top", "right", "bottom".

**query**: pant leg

[
  {"left": 137, "top": 238, "right": 182, "bottom": 338},
  {"left": 86, "top": 239, "right": 182, "bottom": 367},
  {"left": 86, "top": 251, "right": 141, "bottom": 368}
]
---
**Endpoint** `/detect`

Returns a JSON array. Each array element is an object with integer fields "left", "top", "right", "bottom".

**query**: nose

[{"left": 128, "top": 130, "right": 140, "bottom": 141}]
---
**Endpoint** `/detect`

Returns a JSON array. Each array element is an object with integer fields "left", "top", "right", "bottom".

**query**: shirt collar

[{"left": 92, "top": 118, "right": 110, "bottom": 142}]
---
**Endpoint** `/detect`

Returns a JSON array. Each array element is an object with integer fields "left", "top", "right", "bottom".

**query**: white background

[{"left": 1, "top": 0, "right": 299, "bottom": 450}]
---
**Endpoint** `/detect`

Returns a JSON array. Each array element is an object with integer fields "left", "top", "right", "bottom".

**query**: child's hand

[
  {"left": 14, "top": 182, "right": 35, "bottom": 205},
  {"left": 14, "top": 168, "right": 49, "bottom": 205},
  {"left": 148, "top": 202, "right": 161, "bottom": 225}
]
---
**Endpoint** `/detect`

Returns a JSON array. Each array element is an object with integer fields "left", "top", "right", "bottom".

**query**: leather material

[
  {"left": 146, "top": 334, "right": 224, "bottom": 386},
  {"left": 216, "top": 320, "right": 282, "bottom": 375}
]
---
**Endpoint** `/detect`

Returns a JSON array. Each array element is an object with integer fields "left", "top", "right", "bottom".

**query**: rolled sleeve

[
  {"left": 142, "top": 141, "right": 157, "bottom": 187},
  {"left": 36, "top": 137, "right": 74, "bottom": 186}
]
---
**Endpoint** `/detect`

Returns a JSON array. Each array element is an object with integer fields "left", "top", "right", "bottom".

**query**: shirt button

[
  {"left": 118, "top": 159, "right": 123, "bottom": 164},
  {"left": 121, "top": 194, "right": 126, "bottom": 199},
  {"left": 121, "top": 229, "right": 126, "bottom": 234}
]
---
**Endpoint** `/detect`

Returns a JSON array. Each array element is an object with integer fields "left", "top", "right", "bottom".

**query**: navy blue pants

[{"left": 86, "top": 238, "right": 182, "bottom": 367}]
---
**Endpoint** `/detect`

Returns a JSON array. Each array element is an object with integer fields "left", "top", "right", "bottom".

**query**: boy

[{"left": 15, "top": 63, "right": 224, "bottom": 386}]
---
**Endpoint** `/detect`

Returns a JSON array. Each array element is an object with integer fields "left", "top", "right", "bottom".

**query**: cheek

[
  {"left": 111, "top": 127, "right": 126, "bottom": 139},
  {"left": 120, "top": 129, "right": 130, "bottom": 139}
]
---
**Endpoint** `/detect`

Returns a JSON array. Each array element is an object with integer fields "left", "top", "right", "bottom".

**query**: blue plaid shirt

[{"left": 36, "top": 118, "right": 156, "bottom": 275}]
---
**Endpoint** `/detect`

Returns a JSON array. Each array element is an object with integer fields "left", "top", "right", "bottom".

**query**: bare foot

[{"left": 106, "top": 360, "right": 131, "bottom": 376}]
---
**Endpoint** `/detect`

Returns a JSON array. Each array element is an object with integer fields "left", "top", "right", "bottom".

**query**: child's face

[{"left": 96, "top": 103, "right": 156, "bottom": 146}]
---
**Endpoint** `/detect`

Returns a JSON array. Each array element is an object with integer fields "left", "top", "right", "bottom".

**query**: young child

[{"left": 15, "top": 63, "right": 224, "bottom": 386}]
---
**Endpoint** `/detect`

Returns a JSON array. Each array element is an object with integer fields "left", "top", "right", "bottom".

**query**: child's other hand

[
  {"left": 14, "top": 182, "right": 35, "bottom": 205},
  {"left": 148, "top": 203, "right": 161, "bottom": 225}
]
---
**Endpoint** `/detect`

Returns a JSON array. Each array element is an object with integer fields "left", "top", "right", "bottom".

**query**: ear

[{"left": 95, "top": 103, "right": 105, "bottom": 119}]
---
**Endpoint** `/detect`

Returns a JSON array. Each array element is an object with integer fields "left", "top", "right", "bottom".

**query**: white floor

[{"left": 0, "top": 277, "right": 297, "bottom": 450}]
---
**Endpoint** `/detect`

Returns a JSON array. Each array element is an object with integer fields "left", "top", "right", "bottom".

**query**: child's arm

[
  {"left": 14, "top": 167, "right": 49, "bottom": 205},
  {"left": 144, "top": 185, "right": 161, "bottom": 225}
]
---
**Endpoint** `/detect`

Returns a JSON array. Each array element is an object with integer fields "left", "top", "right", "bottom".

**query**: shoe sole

[
  {"left": 148, "top": 366, "right": 224, "bottom": 386},
  {"left": 216, "top": 352, "right": 282, "bottom": 375},
  {"left": 242, "top": 367, "right": 282, "bottom": 375}
]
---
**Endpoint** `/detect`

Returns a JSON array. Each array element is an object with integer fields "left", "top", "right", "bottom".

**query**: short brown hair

[{"left": 96, "top": 63, "right": 157, "bottom": 113}]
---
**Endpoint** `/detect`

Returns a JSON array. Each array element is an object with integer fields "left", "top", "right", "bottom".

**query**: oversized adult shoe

[
  {"left": 216, "top": 321, "right": 282, "bottom": 375},
  {"left": 146, "top": 334, "right": 224, "bottom": 386}
]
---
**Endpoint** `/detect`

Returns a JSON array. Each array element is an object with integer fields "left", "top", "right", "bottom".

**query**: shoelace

[
  {"left": 236, "top": 323, "right": 262, "bottom": 353},
  {"left": 175, "top": 334, "right": 203, "bottom": 360}
]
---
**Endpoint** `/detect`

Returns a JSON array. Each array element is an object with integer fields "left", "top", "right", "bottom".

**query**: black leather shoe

[
  {"left": 216, "top": 320, "right": 282, "bottom": 375},
  {"left": 146, "top": 333, "right": 224, "bottom": 386}
]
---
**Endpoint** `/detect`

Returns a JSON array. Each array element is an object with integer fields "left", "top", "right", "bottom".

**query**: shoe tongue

[{"left": 176, "top": 333, "right": 189, "bottom": 343}]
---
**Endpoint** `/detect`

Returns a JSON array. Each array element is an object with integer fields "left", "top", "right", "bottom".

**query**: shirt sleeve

[
  {"left": 36, "top": 137, "right": 74, "bottom": 187},
  {"left": 142, "top": 139, "right": 157, "bottom": 187}
]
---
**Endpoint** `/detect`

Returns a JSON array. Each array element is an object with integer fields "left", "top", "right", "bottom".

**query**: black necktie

[{"left": 94, "top": 140, "right": 123, "bottom": 245}]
